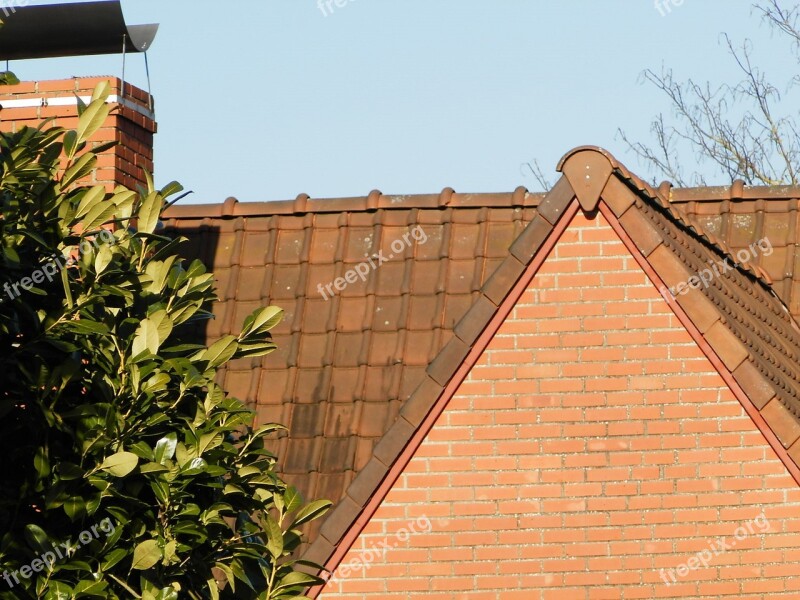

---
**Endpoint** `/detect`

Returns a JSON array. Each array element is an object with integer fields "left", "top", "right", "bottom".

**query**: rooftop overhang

[{"left": 0, "top": 1, "right": 158, "bottom": 61}]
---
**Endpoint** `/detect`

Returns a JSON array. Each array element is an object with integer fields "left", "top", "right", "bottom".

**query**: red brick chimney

[{"left": 0, "top": 76, "right": 156, "bottom": 191}]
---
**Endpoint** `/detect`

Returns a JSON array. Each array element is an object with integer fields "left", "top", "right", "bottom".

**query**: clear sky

[{"left": 11, "top": 0, "right": 796, "bottom": 204}]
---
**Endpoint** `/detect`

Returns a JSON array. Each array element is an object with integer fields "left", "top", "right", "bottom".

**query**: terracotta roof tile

[
  {"left": 319, "top": 437, "right": 353, "bottom": 473},
  {"left": 346, "top": 458, "right": 388, "bottom": 506},
  {"left": 410, "top": 261, "right": 444, "bottom": 295},
  {"left": 270, "top": 265, "right": 302, "bottom": 299},
  {"left": 283, "top": 437, "right": 321, "bottom": 474},
  {"left": 353, "top": 437, "right": 374, "bottom": 472},
  {"left": 372, "top": 416, "right": 416, "bottom": 470},
  {"left": 761, "top": 398, "right": 800, "bottom": 448},
  {"left": 535, "top": 175, "right": 574, "bottom": 225},
  {"left": 704, "top": 321, "right": 749, "bottom": 371},
  {"left": 329, "top": 368, "right": 360, "bottom": 403},
  {"left": 601, "top": 175, "right": 638, "bottom": 218},
  {"left": 454, "top": 295, "right": 497, "bottom": 346},
  {"left": 399, "top": 375, "right": 444, "bottom": 427},
  {"left": 297, "top": 334, "right": 329, "bottom": 369},
  {"left": 319, "top": 496, "right": 361, "bottom": 546},
  {"left": 617, "top": 204, "right": 664, "bottom": 257},
  {"left": 426, "top": 337, "right": 470, "bottom": 386},
  {"left": 332, "top": 333, "right": 362, "bottom": 368},
  {"left": 312, "top": 473, "right": 351, "bottom": 511},
  {"left": 647, "top": 245, "right": 693, "bottom": 289},
  {"left": 443, "top": 294, "right": 475, "bottom": 330},
  {"left": 362, "top": 366, "right": 397, "bottom": 402},
  {"left": 357, "top": 401, "right": 394, "bottom": 438},
  {"left": 674, "top": 287, "right": 720, "bottom": 334},
  {"left": 733, "top": 359, "right": 778, "bottom": 410},
  {"left": 240, "top": 231, "right": 271, "bottom": 265},
  {"left": 509, "top": 215, "right": 553, "bottom": 263},
  {"left": 482, "top": 255, "right": 526, "bottom": 306},
  {"left": 408, "top": 295, "right": 439, "bottom": 330},
  {"left": 300, "top": 300, "right": 331, "bottom": 334},
  {"left": 403, "top": 330, "right": 438, "bottom": 365},
  {"left": 293, "top": 368, "right": 328, "bottom": 403},
  {"left": 324, "top": 403, "right": 356, "bottom": 437},
  {"left": 290, "top": 403, "right": 326, "bottom": 438}
]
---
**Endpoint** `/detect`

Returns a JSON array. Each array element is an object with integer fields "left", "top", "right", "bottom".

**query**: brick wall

[
  {"left": 0, "top": 77, "right": 156, "bottom": 190},
  {"left": 321, "top": 211, "right": 800, "bottom": 599}
]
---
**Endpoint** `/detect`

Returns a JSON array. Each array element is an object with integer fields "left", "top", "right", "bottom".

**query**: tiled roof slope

[
  {"left": 162, "top": 190, "right": 542, "bottom": 540},
  {"left": 669, "top": 183, "right": 800, "bottom": 319},
  {"left": 294, "top": 148, "right": 800, "bottom": 592}
]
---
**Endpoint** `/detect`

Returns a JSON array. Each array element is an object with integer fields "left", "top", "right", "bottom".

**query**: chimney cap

[{"left": 0, "top": 1, "right": 159, "bottom": 61}]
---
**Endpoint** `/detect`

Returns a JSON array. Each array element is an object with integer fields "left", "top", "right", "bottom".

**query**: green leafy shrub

[{"left": 0, "top": 83, "right": 330, "bottom": 599}]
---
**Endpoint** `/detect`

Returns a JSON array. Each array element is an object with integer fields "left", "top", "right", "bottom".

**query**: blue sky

[{"left": 12, "top": 0, "right": 795, "bottom": 203}]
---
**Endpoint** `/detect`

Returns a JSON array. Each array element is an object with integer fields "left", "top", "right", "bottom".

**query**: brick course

[{"left": 321, "top": 211, "right": 800, "bottom": 599}]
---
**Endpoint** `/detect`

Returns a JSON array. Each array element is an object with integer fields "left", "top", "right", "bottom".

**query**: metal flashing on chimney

[{"left": 0, "top": 94, "right": 155, "bottom": 122}]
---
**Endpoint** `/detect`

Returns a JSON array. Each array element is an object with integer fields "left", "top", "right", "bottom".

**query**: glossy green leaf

[
  {"left": 76, "top": 98, "right": 111, "bottom": 144},
  {"left": 283, "top": 487, "right": 303, "bottom": 513},
  {"left": 0, "top": 71, "right": 20, "bottom": 85},
  {"left": 99, "top": 451, "right": 139, "bottom": 477},
  {"left": 240, "top": 306, "right": 284, "bottom": 338},
  {"left": 154, "top": 433, "right": 178, "bottom": 465},
  {"left": 75, "top": 185, "right": 106, "bottom": 219},
  {"left": 63, "top": 129, "right": 79, "bottom": 158},
  {"left": 44, "top": 581, "right": 73, "bottom": 600},
  {"left": 82, "top": 202, "right": 116, "bottom": 232},
  {"left": 138, "top": 191, "right": 162, "bottom": 235},
  {"left": 95, "top": 244, "right": 114, "bottom": 275},
  {"left": 23, "top": 524, "right": 50, "bottom": 553},
  {"left": 265, "top": 517, "right": 283, "bottom": 559},
  {"left": 101, "top": 548, "right": 129, "bottom": 571},
  {"left": 132, "top": 318, "right": 161, "bottom": 358},
  {"left": 73, "top": 579, "right": 108, "bottom": 597},
  {"left": 61, "top": 152, "right": 97, "bottom": 188},
  {"left": 131, "top": 539, "right": 162, "bottom": 570},
  {"left": 291, "top": 500, "right": 333, "bottom": 528},
  {"left": 200, "top": 336, "right": 238, "bottom": 369}
]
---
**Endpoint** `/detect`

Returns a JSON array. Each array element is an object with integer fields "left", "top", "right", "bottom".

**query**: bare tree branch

[
  {"left": 520, "top": 159, "right": 554, "bottom": 192},
  {"left": 619, "top": 0, "right": 800, "bottom": 186}
]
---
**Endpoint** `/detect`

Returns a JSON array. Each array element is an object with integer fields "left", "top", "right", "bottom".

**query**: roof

[
  {"left": 163, "top": 190, "right": 543, "bottom": 531},
  {"left": 163, "top": 147, "right": 800, "bottom": 584}
]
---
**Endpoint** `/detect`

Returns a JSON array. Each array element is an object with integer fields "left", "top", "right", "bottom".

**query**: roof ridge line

[{"left": 162, "top": 188, "right": 545, "bottom": 219}]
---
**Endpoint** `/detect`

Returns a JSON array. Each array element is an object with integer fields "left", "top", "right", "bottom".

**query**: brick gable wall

[{"left": 320, "top": 211, "right": 800, "bottom": 599}]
